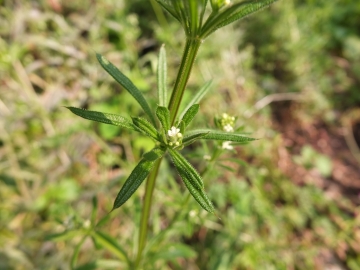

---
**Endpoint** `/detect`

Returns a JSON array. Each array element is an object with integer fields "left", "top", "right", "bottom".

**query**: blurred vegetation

[{"left": 1, "top": 0, "right": 360, "bottom": 269}]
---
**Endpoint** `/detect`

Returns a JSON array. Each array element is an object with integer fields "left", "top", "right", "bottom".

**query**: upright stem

[
  {"left": 135, "top": 36, "right": 202, "bottom": 268},
  {"left": 135, "top": 158, "right": 162, "bottom": 267},
  {"left": 168, "top": 37, "right": 202, "bottom": 124}
]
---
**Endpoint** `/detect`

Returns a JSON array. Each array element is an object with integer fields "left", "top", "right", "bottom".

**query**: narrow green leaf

[
  {"left": 177, "top": 120, "right": 186, "bottom": 135},
  {"left": 185, "top": 129, "right": 256, "bottom": 143},
  {"left": 156, "top": 0, "right": 182, "bottom": 23},
  {"left": 182, "top": 131, "right": 209, "bottom": 146},
  {"left": 213, "top": 0, "right": 278, "bottom": 35},
  {"left": 168, "top": 149, "right": 215, "bottom": 213},
  {"left": 66, "top": 107, "right": 136, "bottom": 131},
  {"left": 96, "top": 53, "right": 156, "bottom": 125},
  {"left": 217, "top": 163, "right": 236, "bottom": 172},
  {"left": 179, "top": 80, "right": 212, "bottom": 119},
  {"left": 143, "top": 147, "right": 167, "bottom": 161},
  {"left": 112, "top": 147, "right": 165, "bottom": 210},
  {"left": 91, "top": 196, "right": 98, "bottom": 225},
  {"left": 156, "top": 106, "right": 170, "bottom": 131},
  {"left": 201, "top": 0, "right": 278, "bottom": 38},
  {"left": 199, "top": 0, "right": 209, "bottom": 27},
  {"left": 45, "top": 230, "right": 82, "bottom": 242},
  {"left": 157, "top": 44, "right": 168, "bottom": 107},
  {"left": 181, "top": 104, "right": 199, "bottom": 128},
  {"left": 149, "top": 243, "right": 197, "bottom": 262},
  {"left": 132, "top": 117, "right": 159, "bottom": 141},
  {"left": 91, "top": 231, "right": 129, "bottom": 263},
  {"left": 71, "top": 236, "right": 87, "bottom": 270}
]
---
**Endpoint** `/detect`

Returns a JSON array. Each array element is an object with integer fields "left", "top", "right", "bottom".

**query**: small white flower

[
  {"left": 223, "top": 124, "right": 234, "bottom": 132},
  {"left": 168, "top": 126, "right": 180, "bottom": 137},
  {"left": 203, "top": 154, "right": 211, "bottom": 160},
  {"left": 222, "top": 141, "right": 233, "bottom": 150}
]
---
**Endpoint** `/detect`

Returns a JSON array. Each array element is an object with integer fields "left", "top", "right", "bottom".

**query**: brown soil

[{"left": 271, "top": 101, "right": 360, "bottom": 204}]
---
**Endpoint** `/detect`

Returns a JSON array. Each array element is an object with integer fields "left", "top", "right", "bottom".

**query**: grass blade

[
  {"left": 157, "top": 44, "right": 168, "bottom": 107},
  {"left": 96, "top": 53, "right": 156, "bottom": 125},
  {"left": 66, "top": 107, "right": 136, "bottom": 131},
  {"left": 112, "top": 147, "right": 165, "bottom": 210},
  {"left": 168, "top": 149, "right": 215, "bottom": 213}
]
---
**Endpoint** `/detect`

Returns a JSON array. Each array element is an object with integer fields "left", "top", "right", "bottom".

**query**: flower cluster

[
  {"left": 211, "top": 0, "right": 231, "bottom": 10},
  {"left": 167, "top": 126, "right": 183, "bottom": 148},
  {"left": 219, "top": 113, "right": 236, "bottom": 132}
]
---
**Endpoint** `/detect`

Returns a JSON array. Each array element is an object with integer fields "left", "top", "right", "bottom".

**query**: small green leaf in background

[
  {"left": 181, "top": 104, "right": 199, "bottom": 128},
  {"left": 112, "top": 147, "right": 165, "bottom": 210},
  {"left": 91, "top": 231, "right": 129, "bottom": 263},
  {"left": 157, "top": 44, "right": 168, "bottom": 107},
  {"left": 168, "top": 149, "right": 215, "bottom": 213},
  {"left": 66, "top": 107, "right": 136, "bottom": 131},
  {"left": 96, "top": 53, "right": 156, "bottom": 125}
]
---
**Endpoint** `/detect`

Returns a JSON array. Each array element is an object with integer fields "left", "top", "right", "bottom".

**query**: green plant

[{"left": 66, "top": 0, "right": 277, "bottom": 268}]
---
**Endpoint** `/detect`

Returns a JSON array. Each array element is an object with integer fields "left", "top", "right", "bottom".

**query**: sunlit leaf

[
  {"left": 185, "top": 129, "right": 256, "bottom": 143},
  {"left": 71, "top": 236, "right": 87, "bottom": 270},
  {"left": 66, "top": 107, "right": 136, "bottom": 131},
  {"left": 168, "top": 149, "right": 215, "bottom": 213},
  {"left": 201, "top": 0, "right": 278, "bottom": 38},
  {"left": 96, "top": 53, "right": 156, "bottom": 125},
  {"left": 182, "top": 130, "right": 209, "bottom": 146},
  {"left": 112, "top": 147, "right": 165, "bottom": 210},
  {"left": 91, "top": 231, "right": 129, "bottom": 263},
  {"left": 156, "top": 0, "right": 182, "bottom": 23},
  {"left": 156, "top": 106, "right": 171, "bottom": 132},
  {"left": 181, "top": 104, "right": 199, "bottom": 129},
  {"left": 132, "top": 117, "right": 159, "bottom": 141}
]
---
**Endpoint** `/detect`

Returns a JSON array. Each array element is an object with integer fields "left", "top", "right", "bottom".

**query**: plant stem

[
  {"left": 135, "top": 36, "right": 202, "bottom": 268},
  {"left": 168, "top": 37, "right": 202, "bottom": 124},
  {"left": 135, "top": 158, "right": 162, "bottom": 267}
]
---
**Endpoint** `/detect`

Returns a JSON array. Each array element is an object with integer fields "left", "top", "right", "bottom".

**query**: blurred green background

[{"left": 1, "top": 0, "right": 360, "bottom": 269}]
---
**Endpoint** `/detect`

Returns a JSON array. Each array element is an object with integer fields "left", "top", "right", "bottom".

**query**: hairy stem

[
  {"left": 135, "top": 158, "right": 162, "bottom": 267},
  {"left": 135, "top": 37, "right": 202, "bottom": 268},
  {"left": 168, "top": 37, "right": 202, "bottom": 124}
]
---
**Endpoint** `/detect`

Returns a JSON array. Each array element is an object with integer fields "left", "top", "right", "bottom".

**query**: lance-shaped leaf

[
  {"left": 156, "top": 106, "right": 170, "bottom": 132},
  {"left": 91, "top": 231, "right": 129, "bottom": 263},
  {"left": 96, "top": 53, "right": 156, "bottom": 125},
  {"left": 132, "top": 117, "right": 159, "bottom": 141},
  {"left": 184, "top": 129, "right": 256, "bottom": 143},
  {"left": 181, "top": 104, "right": 199, "bottom": 128},
  {"left": 182, "top": 130, "right": 209, "bottom": 147},
  {"left": 112, "top": 147, "right": 165, "bottom": 210},
  {"left": 168, "top": 149, "right": 214, "bottom": 213},
  {"left": 66, "top": 107, "right": 136, "bottom": 131},
  {"left": 157, "top": 44, "right": 168, "bottom": 107},
  {"left": 156, "top": 0, "right": 182, "bottom": 24},
  {"left": 213, "top": 0, "right": 278, "bottom": 34},
  {"left": 179, "top": 80, "right": 212, "bottom": 119},
  {"left": 200, "top": 0, "right": 278, "bottom": 38}
]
